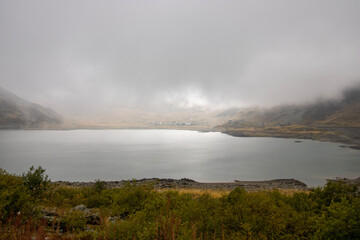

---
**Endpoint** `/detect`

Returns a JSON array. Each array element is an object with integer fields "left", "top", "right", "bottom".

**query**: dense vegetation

[{"left": 1, "top": 167, "right": 360, "bottom": 239}]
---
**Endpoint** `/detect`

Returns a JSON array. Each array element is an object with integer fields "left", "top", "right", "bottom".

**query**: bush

[
  {"left": 22, "top": 166, "right": 50, "bottom": 199},
  {"left": 60, "top": 210, "right": 87, "bottom": 232},
  {"left": 0, "top": 168, "right": 34, "bottom": 222},
  {"left": 310, "top": 181, "right": 359, "bottom": 207},
  {"left": 94, "top": 179, "right": 106, "bottom": 193},
  {"left": 314, "top": 198, "right": 360, "bottom": 239},
  {"left": 110, "top": 182, "right": 156, "bottom": 217},
  {"left": 48, "top": 187, "right": 86, "bottom": 207}
]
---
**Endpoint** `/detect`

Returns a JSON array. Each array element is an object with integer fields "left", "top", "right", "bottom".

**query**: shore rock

[{"left": 54, "top": 178, "right": 308, "bottom": 191}]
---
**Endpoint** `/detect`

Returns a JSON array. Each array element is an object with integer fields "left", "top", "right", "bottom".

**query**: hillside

[
  {"left": 216, "top": 85, "right": 360, "bottom": 148},
  {"left": 218, "top": 86, "right": 360, "bottom": 127},
  {"left": 0, "top": 87, "right": 62, "bottom": 129}
]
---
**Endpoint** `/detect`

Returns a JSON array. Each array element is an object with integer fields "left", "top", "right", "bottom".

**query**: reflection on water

[{"left": 0, "top": 129, "right": 359, "bottom": 186}]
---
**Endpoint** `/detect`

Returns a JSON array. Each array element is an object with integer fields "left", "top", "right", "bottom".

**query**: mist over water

[{"left": 0, "top": 129, "right": 359, "bottom": 186}]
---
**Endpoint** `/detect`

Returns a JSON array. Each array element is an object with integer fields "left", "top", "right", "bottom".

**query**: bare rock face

[{"left": 0, "top": 87, "right": 62, "bottom": 129}]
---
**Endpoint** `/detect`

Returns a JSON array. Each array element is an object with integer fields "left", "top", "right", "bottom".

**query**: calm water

[{"left": 0, "top": 129, "right": 359, "bottom": 186}]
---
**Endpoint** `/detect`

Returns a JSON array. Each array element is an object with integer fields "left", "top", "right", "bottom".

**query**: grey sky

[{"left": 1, "top": 0, "right": 360, "bottom": 115}]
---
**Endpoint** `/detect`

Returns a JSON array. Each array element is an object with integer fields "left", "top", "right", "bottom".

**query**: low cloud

[{"left": 0, "top": 0, "right": 359, "bottom": 116}]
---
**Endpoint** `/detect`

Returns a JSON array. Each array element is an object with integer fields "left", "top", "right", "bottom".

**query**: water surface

[{"left": 0, "top": 129, "right": 359, "bottom": 186}]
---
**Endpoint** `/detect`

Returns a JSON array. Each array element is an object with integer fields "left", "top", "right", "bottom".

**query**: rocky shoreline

[
  {"left": 219, "top": 126, "right": 360, "bottom": 151},
  {"left": 326, "top": 177, "right": 360, "bottom": 186},
  {"left": 54, "top": 178, "right": 308, "bottom": 191}
]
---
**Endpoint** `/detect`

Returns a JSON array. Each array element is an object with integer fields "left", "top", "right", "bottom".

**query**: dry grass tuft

[{"left": 157, "top": 188, "right": 231, "bottom": 198}]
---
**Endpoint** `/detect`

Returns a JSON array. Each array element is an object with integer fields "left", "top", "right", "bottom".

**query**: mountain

[
  {"left": 304, "top": 86, "right": 360, "bottom": 126},
  {"left": 0, "top": 87, "right": 62, "bottom": 129},
  {"left": 218, "top": 85, "right": 360, "bottom": 127},
  {"left": 216, "top": 85, "right": 360, "bottom": 149}
]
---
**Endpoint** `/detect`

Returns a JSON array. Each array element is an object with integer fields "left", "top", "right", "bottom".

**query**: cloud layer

[{"left": 1, "top": 0, "right": 360, "bottom": 115}]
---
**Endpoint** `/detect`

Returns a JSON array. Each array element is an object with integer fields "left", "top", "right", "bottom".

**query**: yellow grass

[
  {"left": 275, "top": 188, "right": 309, "bottom": 196},
  {"left": 157, "top": 188, "right": 231, "bottom": 198}
]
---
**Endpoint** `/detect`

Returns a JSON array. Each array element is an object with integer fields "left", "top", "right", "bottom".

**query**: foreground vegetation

[{"left": 1, "top": 167, "right": 360, "bottom": 239}]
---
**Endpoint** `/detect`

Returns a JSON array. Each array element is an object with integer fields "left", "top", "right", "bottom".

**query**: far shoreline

[
  {"left": 53, "top": 178, "right": 309, "bottom": 191},
  {"left": 52, "top": 177, "right": 360, "bottom": 191}
]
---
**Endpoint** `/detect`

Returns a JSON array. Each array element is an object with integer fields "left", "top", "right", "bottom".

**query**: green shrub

[
  {"left": 48, "top": 187, "right": 86, "bottom": 207},
  {"left": 21, "top": 166, "right": 50, "bottom": 199},
  {"left": 110, "top": 182, "right": 156, "bottom": 217},
  {"left": 60, "top": 210, "right": 87, "bottom": 232},
  {"left": 0, "top": 168, "right": 34, "bottom": 222},
  {"left": 314, "top": 198, "right": 360, "bottom": 239},
  {"left": 310, "top": 180, "right": 360, "bottom": 208},
  {"left": 103, "top": 220, "right": 140, "bottom": 240},
  {"left": 87, "top": 191, "right": 111, "bottom": 208},
  {"left": 94, "top": 179, "right": 106, "bottom": 193}
]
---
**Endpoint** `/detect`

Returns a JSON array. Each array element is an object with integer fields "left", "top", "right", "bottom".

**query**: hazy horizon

[{"left": 1, "top": 0, "right": 360, "bottom": 117}]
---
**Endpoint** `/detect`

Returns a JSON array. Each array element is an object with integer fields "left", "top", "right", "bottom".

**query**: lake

[{"left": 0, "top": 129, "right": 359, "bottom": 186}]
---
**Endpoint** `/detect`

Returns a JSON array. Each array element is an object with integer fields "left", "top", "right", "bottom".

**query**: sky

[{"left": 1, "top": 0, "right": 360, "bottom": 116}]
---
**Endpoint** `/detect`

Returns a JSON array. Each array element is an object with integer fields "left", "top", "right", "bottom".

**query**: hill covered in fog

[
  {"left": 216, "top": 85, "right": 360, "bottom": 149},
  {"left": 0, "top": 87, "right": 62, "bottom": 129},
  {"left": 217, "top": 85, "right": 360, "bottom": 127}
]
